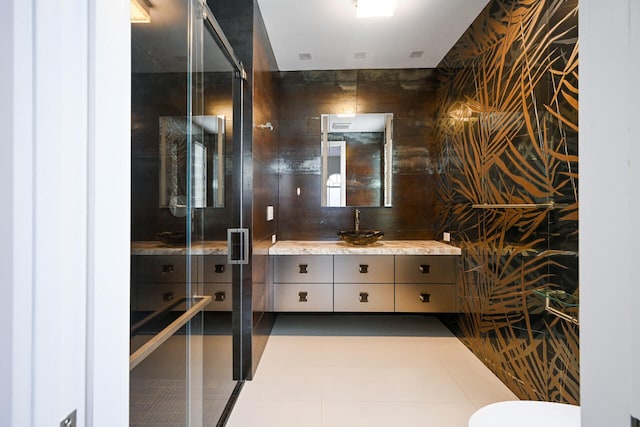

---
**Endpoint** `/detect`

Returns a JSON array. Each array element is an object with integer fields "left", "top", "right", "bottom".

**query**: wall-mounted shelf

[
  {"left": 533, "top": 287, "right": 579, "bottom": 326},
  {"left": 472, "top": 202, "right": 555, "bottom": 209},
  {"left": 471, "top": 201, "right": 569, "bottom": 210}
]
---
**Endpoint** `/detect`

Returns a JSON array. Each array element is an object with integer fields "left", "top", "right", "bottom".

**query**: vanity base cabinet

[
  {"left": 274, "top": 255, "right": 333, "bottom": 283},
  {"left": 333, "top": 255, "right": 395, "bottom": 312},
  {"left": 394, "top": 255, "right": 456, "bottom": 284},
  {"left": 273, "top": 255, "right": 334, "bottom": 312},
  {"left": 334, "top": 255, "right": 394, "bottom": 283},
  {"left": 274, "top": 283, "right": 333, "bottom": 312},
  {"left": 137, "top": 282, "right": 232, "bottom": 311},
  {"left": 334, "top": 283, "right": 395, "bottom": 312},
  {"left": 133, "top": 255, "right": 232, "bottom": 312},
  {"left": 271, "top": 253, "right": 459, "bottom": 313},
  {"left": 394, "top": 283, "right": 456, "bottom": 313},
  {"left": 394, "top": 255, "right": 457, "bottom": 313}
]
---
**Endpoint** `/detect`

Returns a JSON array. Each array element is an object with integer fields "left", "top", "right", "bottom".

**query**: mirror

[
  {"left": 159, "top": 115, "right": 226, "bottom": 216},
  {"left": 321, "top": 113, "right": 393, "bottom": 207}
]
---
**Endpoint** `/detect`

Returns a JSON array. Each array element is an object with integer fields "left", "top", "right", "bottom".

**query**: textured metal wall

[{"left": 276, "top": 69, "right": 440, "bottom": 240}]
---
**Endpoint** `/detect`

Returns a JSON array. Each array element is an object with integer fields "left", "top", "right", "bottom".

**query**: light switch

[{"left": 267, "top": 205, "right": 274, "bottom": 221}]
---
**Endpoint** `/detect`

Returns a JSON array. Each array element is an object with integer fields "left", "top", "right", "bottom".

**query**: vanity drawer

[
  {"left": 395, "top": 283, "right": 457, "bottom": 312},
  {"left": 334, "top": 255, "right": 394, "bottom": 283},
  {"left": 201, "top": 255, "right": 232, "bottom": 283},
  {"left": 137, "top": 255, "right": 189, "bottom": 283},
  {"left": 333, "top": 283, "right": 394, "bottom": 312},
  {"left": 274, "top": 255, "right": 333, "bottom": 283},
  {"left": 395, "top": 255, "right": 456, "bottom": 284},
  {"left": 274, "top": 283, "right": 333, "bottom": 312},
  {"left": 205, "top": 283, "right": 233, "bottom": 311},
  {"left": 137, "top": 282, "right": 232, "bottom": 311}
]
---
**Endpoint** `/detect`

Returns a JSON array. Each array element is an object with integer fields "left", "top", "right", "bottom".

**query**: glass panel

[
  {"left": 189, "top": 1, "right": 237, "bottom": 424},
  {"left": 130, "top": 0, "right": 238, "bottom": 425}
]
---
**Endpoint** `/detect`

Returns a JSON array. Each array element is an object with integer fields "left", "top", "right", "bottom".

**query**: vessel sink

[
  {"left": 157, "top": 231, "right": 186, "bottom": 245},
  {"left": 337, "top": 230, "right": 384, "bottom": 245}
]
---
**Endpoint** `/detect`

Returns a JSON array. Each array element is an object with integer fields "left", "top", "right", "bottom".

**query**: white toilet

[{"left": 468, "top": 400, "right": 580, "bottom": 427}]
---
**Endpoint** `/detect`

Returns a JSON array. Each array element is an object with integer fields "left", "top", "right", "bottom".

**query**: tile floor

[{"left": 226, "top": 314, "right": 518, "bottom": 427}]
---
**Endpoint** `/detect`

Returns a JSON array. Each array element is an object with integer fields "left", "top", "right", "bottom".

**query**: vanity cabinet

[
  {"left": 270, "top": 242, "right": 460, "bottom": 313},
  {"left": 273, "top": 255, "right": 334, "bottom": 311},
  {"left": 133, "top": 254, "right": 232, "bottom": 312},
  {"left": 333, "top": 255, "right": 394, "bottom": 312},
  {"left": 395, "top": 255, "right": 457, "bottom": 312}
]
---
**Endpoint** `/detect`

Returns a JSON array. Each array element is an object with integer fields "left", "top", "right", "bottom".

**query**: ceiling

[{"left": 255, "top": 0, "right": 490, "bottom": 71}]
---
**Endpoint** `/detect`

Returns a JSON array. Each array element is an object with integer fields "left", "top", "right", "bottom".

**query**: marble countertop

[
  {"left": 131, "top": 241, "right": 227, "bottom": 255},
  {"left": 268, "top": 240, "right": 461, "bottom": 255},
  {"left": 131, "top": 240, "right": 461, "bottom": 256}
]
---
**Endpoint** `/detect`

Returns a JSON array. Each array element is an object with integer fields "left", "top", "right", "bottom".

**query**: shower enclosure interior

[{"left": 130, "top": 1, "right": 246, "bottom": 425}]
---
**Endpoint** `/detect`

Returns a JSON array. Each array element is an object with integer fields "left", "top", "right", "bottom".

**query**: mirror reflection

[
  {"left": 321, "top": 113, "right": 393, "bottom": 207},
  {"left": 159, "top": 115, "right": 226, "bottom": 217}
]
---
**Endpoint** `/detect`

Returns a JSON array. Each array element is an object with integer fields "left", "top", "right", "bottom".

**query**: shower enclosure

[{"left": 130, "top": 1, "right": 246, "bottom": 425}]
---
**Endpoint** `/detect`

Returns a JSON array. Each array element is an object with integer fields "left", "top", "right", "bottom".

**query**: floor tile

[
  {"left": 231, "top": 314, "right": 518, "bottom": 427},
  {"left": 322, "top": 401, "right": 486, "bottom": 427},
  {"left": 226, "top": 399, "right": 322, "bottom": 427},
  {"left": 322, "top": 364, "right": 469, "bottom": 403}
]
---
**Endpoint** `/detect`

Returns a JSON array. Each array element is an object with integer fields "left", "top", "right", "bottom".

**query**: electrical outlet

[
  {"left": 443, "top": 232, "right": 451, "bottom": 242},
  {"left": 272, "top": 234, "right": 277, "bottom": 244},
  {"left": 266, "top": 205, "right": 274, "bottom": 221}
]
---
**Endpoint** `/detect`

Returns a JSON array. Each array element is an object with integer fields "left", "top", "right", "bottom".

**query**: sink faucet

[{"left": 354, "top": 209, "right": 360, "bottom": 231}]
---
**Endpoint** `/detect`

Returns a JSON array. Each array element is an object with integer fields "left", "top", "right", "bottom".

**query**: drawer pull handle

[
  {"left": 162, "top": 264, "right": 175, "bottom": 274},
  {"left": 214, "top": 291, "right": 226, "bottom": 302},
  {"left": 359, "top": 292, "right": 369, "bottom": 303},
  {"left": 214, "top": 264, "right": 225, "bottom": 273},
  {"left": 298, "top": 291, "right": 308, "bottom": 302},
  {"left": 163, "top": 292, "right": 174, "bottom": 301},
  {"left": 299, "top": 264, "right": 308, "bottom": 274},
  {"left": 359, "top": 264, "right": 369, "bottom": 274},
  {"left": 419, "top": 264, "right": 430, "bottom": 274},
  {"left": 420, "top": 293, "right": 431, "bottom": 303}
]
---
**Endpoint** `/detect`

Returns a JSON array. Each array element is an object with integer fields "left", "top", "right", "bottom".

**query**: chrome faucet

[{"left": 354, "top": 209, "right": 360, "bottom": 231}]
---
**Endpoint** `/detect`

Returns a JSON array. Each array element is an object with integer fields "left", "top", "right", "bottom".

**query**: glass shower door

[
  {"left": 130, "top": 1, "right": 245, "bottom": 425},
  {"left": 188, "top": 1, "right": 246, "bottom": 424}
]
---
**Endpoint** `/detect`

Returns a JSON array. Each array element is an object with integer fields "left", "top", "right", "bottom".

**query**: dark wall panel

[
  {"left": 249, "top": 0, "right": 279, "bottom": 376},
  {"left": 212, "top": 0, "right": 279, "bottom": 378},
  {"left": 131, "top": 72, "right": 234, "bottom": 241},
  {"left": 277, "top": 69, "right": 439, "bottom": 241}
]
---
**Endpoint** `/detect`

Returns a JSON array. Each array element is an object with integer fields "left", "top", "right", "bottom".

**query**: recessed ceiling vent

[
  {"left": 332, "top": 123, "right": 352, "bottom": 130},
  {"left": 409, "top": 50, "right": 424, "bottom": 58},
  {"left": 299, "top": 53, "right": 312, "bottom": 60},
  {"left": 354, "top": 52, "right": 367, "bottom": 59}
]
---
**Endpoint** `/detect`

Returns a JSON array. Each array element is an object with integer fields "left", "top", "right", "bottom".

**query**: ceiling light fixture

[
  {"left": 130, "top": 0, "right": 151, "bottom": 23},
  {"left": 355, "top": 0, "right": 396, "bottom": 18}
]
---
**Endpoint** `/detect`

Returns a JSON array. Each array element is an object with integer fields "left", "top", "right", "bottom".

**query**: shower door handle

[{"left": 227, "top": 228, "right": 250, "bottom": 264}]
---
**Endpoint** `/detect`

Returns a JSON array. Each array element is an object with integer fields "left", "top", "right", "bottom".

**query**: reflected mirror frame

[
  {"left": 321, "top": 113, "right": 393, "bottom": 208},
  {"left": 158, "top": 115, "right": 226, "bottom": 212}
]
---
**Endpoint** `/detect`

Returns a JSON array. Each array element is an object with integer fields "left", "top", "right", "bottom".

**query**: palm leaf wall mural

[{"left": 434, "top": 0, "right": 579, "bottom": 403}]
